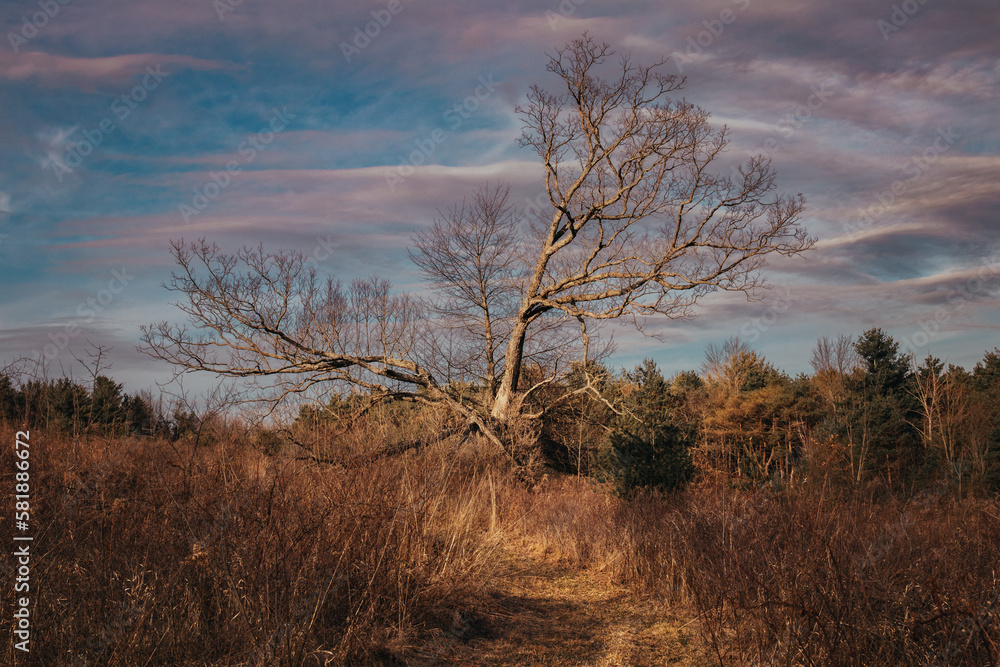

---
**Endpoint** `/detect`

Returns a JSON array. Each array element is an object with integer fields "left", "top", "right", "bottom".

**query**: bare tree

[
  {"left": 71, "top": 341, "right": 114, "bottom": 430},
  {"left": 701, "top": 336, "right": 758, "bottom": 393},
  {"left": 810, "top": 334, "right": 860, "bottom": 376},
  {"left": 489, "top": 34, "right": 812, "bottom": 419},
  {"left": 142, "top": 34, "right": 813, "bottom": 459},
  {"left": 911, "top": 357, "right": 972, "bottom": 475},
  {"left": 810, "top": 334, "right": 860, "bottom": 408},
  {"left": 409, "top": 183, "right": 601, "bottom": 409},
  {"left": 409, "top": 183, "right": 524, "bottom": 400}
]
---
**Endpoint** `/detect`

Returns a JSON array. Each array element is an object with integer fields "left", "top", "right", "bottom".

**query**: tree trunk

[
  {"left": 483, "top": 309, "right": 497, "bottom": 401},
  {"left": 491, "top": 318, "right": 531, "bottom": 420}
]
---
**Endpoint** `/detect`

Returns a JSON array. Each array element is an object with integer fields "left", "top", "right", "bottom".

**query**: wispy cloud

[
  {"left": 1, "top": 0, "right": 998, "bottom": 385},
  {"left": 0, "top": 52, "right": 233, "bottom": 89}
]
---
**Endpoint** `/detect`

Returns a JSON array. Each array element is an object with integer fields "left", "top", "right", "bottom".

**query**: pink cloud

[{"left": 0, "top": 51, "right": 235, "bottom": 91}]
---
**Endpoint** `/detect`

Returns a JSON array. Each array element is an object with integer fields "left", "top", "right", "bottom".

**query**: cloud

[{"left": 0, "top": 52, "right": 234, "bottom": 90}]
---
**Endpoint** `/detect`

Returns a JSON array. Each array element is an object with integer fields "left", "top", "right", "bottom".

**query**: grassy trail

[{"left": 406, "top": 538, "right": 705, "bottom": 666}]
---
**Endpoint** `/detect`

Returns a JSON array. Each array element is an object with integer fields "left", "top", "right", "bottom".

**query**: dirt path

[{"left": 405, "top": 539, "right": 706, "bottom": 666}]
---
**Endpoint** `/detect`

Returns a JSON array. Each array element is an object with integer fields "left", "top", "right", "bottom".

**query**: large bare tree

[
  {"left": 142, "top": 34, "right": 813, "bottom": 459},
  {"left": 488, "top": 34, "right": 811, "bottom": 419}
]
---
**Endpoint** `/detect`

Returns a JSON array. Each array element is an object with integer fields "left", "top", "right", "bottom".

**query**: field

[{"left": 2, "top": 418, "right": 997, "bottom": 666}]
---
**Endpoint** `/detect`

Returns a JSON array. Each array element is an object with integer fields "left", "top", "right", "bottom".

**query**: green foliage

[
  {"left": 295, "top": 393, "right": 373, "bottom": 430},
  {"left": 539, "top": 359, "right": 618, "bottom": 474},
  {"left": 90, "top": 375, "right": 124, "bottom": 427},
  {"left": 171, "top": 409, "right": 202, "bottom": 441},
  {"left": 741, "top": 358, "right": 787, "bottom": 392},
  {"left": 599, "top": 359, "right": 695, "bottom": 496},
  {"left": 972, "top": 349, "right": 1000, "bottom": 491},
  {"left": 255, "top": 429, "right": 284, "bottom": 456},
  {"left": 601, "top": 414, "right": 695, "bottom": 496},
  {"left": 564, "top": 359, "right": 612, "bottom": 391},
  {"left": 622, "top": 359, "right": 675, "bottom": 421},
  {"left": 854, "top": 327, "right": 912, "bottom": 395},
  {"left": 971, "top": 348, "right": 1000, "bottom": 392},
  {"left": 121, "top": 393, "right": 157, "bottom": 434},
  {"left": 0, "top": 373, "right": 23, "bottom": 422},
  {"left": 672, "top": 370, "right": 703, "bottom": 392}
]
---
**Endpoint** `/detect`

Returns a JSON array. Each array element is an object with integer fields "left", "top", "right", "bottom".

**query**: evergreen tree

[
  {"left": 599, "top": 359, "right": 695, "bottom": 496},
  {"left": 90, "top": 375, "right": 124, "bottom": 428},
  {"left": 971, "top": 349, "right": 1000, "bottom": 489},
  {"left": 826, "top": 328, "right": 919, "bottom": 485},
  {"left": 0, "top": 373, "right": 21, "bottom": 422}
]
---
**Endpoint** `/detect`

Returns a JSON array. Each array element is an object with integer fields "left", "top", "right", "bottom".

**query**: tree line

[
  {"left": 5, "top": 327, "right": 997, "bottom": 494},
  {"left": 0, "top": 373, "right": 158, "bottom": 436},
  {"left": 531, "top": 329, "right": 999, "bottom": 495},
  {"left": 0, "top": 372, "right": 235, "bottom": 445}
]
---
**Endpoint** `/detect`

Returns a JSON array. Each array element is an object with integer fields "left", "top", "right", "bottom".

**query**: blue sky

[{"left": 1, "top": 0, "right": 998, "bottom": 392}]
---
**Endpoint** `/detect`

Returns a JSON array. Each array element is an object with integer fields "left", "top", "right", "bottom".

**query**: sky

[{"left": 1, "top": 0, "right": 998, "bottom": 395}]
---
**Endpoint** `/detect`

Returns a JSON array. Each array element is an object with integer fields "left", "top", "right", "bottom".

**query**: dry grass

[
  {"left": 518, "top": 477, "right": 1000, "bottom": 666},
  {"left": 681, "top": 487, "right": 1000, "bottom": 666},
  {"left": 2, "top": 421, "right": 997, "bottom": 666},
  {"left": 0, "top": 425, "right": 519, "bottom": 666}
]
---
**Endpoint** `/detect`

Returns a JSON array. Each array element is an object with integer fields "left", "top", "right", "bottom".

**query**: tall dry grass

[
  {"left": 521, "top": 477, "right": 1000, "bottom": 666},
  {"left": 3, "top": 417, "right": 997, "bottom": 665},
  {"left": 0, "top": 424, "right": 519, "bottom": 666}
]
